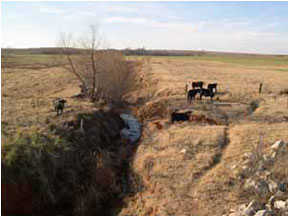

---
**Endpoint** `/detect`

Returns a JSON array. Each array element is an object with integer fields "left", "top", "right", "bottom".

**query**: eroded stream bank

[{"left": 2, "top": 108, "right": 143, "bottom": 216}]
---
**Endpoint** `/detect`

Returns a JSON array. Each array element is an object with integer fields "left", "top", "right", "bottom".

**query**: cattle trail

[{"left": 192, "top": 126, "right": 231, "bottom": 184}]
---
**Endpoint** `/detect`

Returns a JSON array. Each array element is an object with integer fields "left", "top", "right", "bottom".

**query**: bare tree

[
  {"left": 79, "top": 25, "right": 102, "bottom": 100},
  {"left": 59, "top": 32, "right": 89, "bottom": 97},
  {"left": 59, "top": 25, "right": 131, "bottom": 102}
]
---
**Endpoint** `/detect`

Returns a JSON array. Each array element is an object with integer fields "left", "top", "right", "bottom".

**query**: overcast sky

[{"left": 1, "top": 1, "right": 288, "bottom": 54}]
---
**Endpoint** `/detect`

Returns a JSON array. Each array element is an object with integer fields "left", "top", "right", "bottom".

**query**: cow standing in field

[
  {"left": 187, "top": 89, "right": 200, "bottom": 103},
  {"left": 53, "top": 98, "right": 67, "bottom": 116},
  {"left": 192, "top": 81, "right": 204, "bottom": 89},
  {"left": 200, "top": 89, "right": 214, "bottom": 100},
  {"left": 208, "top": 83, "right": 218, "bottom": 93}
]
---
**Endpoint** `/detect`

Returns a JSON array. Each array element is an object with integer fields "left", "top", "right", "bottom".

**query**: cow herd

[
  {"left": 171, "top": 81, "right": 218, "bottom": 123},
  {"left": 53, "top": 80, "right": 218, "bottom": 122},
  {"left": 187, "top": 81, "right": 218, "bottom": 103}
]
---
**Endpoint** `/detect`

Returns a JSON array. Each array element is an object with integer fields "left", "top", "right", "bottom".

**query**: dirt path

[{"left": 194, "top": 126, "right": 230, "bottom": 181}]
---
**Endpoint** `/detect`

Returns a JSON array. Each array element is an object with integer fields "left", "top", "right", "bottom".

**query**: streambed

[{"left": 120, "top": 114, "right": 141, "bottom": 144}]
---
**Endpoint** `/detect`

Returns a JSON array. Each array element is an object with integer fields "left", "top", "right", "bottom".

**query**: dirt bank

[{"left": 2, "top": 108, "right": 135, "bottom": 216}]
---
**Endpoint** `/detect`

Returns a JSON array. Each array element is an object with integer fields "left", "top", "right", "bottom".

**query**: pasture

[
  {"left": 1, "top": 52, "right": 94, "bottom": 138},
  {"left": 1, "top": 51, "right": 288, "bottom": 216},
  {"left": 120, "top": 54, "right": 288, "bottom": 216}
]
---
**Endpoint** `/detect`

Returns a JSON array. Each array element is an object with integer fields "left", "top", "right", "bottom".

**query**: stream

[{"left": 120, "top": 114, "right": 141, "bottom": 144}]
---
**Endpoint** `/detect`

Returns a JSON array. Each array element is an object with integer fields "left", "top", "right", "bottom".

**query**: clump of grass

[
  {"left": 1, "top": 121, "right": 10, "bottom": 136},
  {"left": 270, "top": 144, "right": 288, "bottom": 181},
  {"left": 135, "top": 100, "right": 168, "bottom": 121}
]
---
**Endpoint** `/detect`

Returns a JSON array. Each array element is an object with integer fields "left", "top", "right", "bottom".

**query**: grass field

[
  {"left": 1, "top": 54, "right": 65, "bottom": 69},
  {"left": 1, "top": 53, "right": 93, "bottom": 137},
  {"left": 126, "top": 54, "right": 288, "bottom": 66},
  {"left": 120, "top": 54, "right": 288, "bottom": 216},
  {"left": 1, "top": 51, "right": 288, "bottom": 216}
]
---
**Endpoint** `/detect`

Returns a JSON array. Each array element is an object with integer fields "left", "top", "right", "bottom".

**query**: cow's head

[{"left": 59, "top": 99, "right": 67, "bottom": 104}]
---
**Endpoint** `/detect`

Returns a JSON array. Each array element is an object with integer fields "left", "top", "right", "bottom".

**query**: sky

[{"left": 1, "top": 1, "right": 288, "bottom": 54}]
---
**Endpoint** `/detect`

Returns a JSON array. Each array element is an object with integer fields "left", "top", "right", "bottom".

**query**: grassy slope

[
  {"left": 1, "top": 51, "right": 130, "bottom": 215},
  {"left": 119, "top": 55, "right": 288, "bottom": 216}
]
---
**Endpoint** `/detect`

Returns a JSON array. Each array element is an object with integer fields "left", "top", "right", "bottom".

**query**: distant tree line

[
  {"left": 121, "top": 48, "right": 207, "bottom": 57},
  {"left": 2, "top": 47, "right": 286, "bottom": 58}
]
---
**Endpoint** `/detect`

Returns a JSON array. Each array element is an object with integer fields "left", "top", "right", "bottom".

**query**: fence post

[
  {"left": 259, "top": 83, "right": 263, "bottom": 94},
  {"left": 80, "top": 118, "right": 84, "bottom": 133}
]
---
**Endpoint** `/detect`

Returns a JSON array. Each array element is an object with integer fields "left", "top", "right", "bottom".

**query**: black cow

[
  {"left": 187, "top": 89, "right": 200, "bottom": 103},
  {"left": 200, "top": 89, "right": 214, "bottom": 100},
  {"left": 208, "top": 83, "right": 218, "bottom": 93},
  {"left": 192, "top": 81, "right": 204, "bottom": 89},
  {"left": 171, "top": 110, "right": 192, "bottom": 123},
  {"left": 54, "top": 98, "right": 67, "bottom": 116}
]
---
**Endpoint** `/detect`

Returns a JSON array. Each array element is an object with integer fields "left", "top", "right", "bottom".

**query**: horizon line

[{"left": 2, "top": 46, "right": 288, "bottom": 56}]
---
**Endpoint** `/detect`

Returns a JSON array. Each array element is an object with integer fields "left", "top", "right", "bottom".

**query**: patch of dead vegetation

[
  {"left": 134, "top": 100, "right": 169, "bottom": 122},
  {"left": 119, "top": 125, "right": 228, "bottom": 216}
]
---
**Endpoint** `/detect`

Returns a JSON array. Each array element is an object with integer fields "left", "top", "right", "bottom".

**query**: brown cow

[{"left": 192, "top": 81, "right": 204, "bottom": 89}]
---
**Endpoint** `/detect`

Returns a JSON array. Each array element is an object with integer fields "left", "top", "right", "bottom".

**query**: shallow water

[{"left": 120, "top": 114, "right": 141, "bottom": 144}]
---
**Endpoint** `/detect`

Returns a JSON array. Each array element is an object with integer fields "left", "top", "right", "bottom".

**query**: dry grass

[
  {"left": 121, "top": 124, "right": 227, "bottom": 216},
  {"left": 1, "top": 66, "right": 96, "bottom": 137},
  {"left": 1, "top": 53, "right": 141, "bottom": 215},
  {"left": 119, "top": 56, "right": 288, "bottom": 216},
  {"left": 1, "top": 53, "right": 140, "bottom": 137},
  {"left": 2, "top": 53, "right": 288, "bottom": 216}
]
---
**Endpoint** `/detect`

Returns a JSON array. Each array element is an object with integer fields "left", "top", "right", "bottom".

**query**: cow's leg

[{"left": 211, "top": 92, "right": 214, "bottom": 100}]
